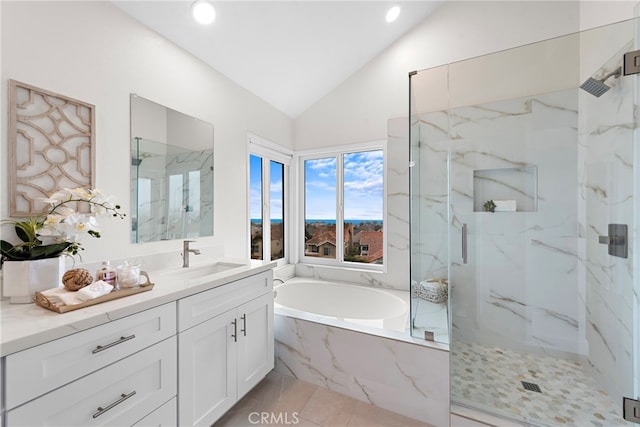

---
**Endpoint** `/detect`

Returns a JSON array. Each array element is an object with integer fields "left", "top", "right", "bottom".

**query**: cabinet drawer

[
  {"left": 6, "top": 336, "right": 177, "bottom": 426},
  {"left": 132, "top": 397, "right": 176, "bottom": 427},
  {"left": 178, "top": 271, "right": 272, "bottom": 332},
  {"left": 5, "top": 302, "right": 176, "bottom": 409}
]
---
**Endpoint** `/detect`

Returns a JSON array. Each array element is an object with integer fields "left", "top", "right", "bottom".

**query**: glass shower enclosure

[{"left": 409, "top": 17, "right": 639, "bottom": 426}]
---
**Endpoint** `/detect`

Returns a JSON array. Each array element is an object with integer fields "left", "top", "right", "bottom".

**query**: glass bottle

[{"left": 95, "top": 261, "right": 117, "bottom": 288}]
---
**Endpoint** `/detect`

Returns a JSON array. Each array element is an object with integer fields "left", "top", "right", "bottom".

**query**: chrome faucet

[{"left": 182, "top": 240, "right": 201, "bottom": 268}]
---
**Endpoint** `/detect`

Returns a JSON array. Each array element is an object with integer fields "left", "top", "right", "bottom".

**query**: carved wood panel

[{"left": 8, "top": 80, "right": 95, "bottom": 216}]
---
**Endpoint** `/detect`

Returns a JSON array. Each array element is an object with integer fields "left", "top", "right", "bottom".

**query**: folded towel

[
  {"left": 494, "top": 200, "right": 517, "bottom": 211},
  {"left": 40, "top": 287, "right": 83, "bottom": 306},
  {"left": 76, "top": 280, "right": 114, "bottom": 302}
]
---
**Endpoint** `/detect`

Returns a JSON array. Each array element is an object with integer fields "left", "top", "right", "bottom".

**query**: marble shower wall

[
  {"left": 446, "top": 90, "right": 585, "bottom": 358},
  {"left": 414, "top": 90, "right": 585, "bottom": 359},
  {"left": 412, "top": 111, "right": 450, "bottom": 286},
  {"left": 415, "top": 37, "right": 637, "bottom": 404}
]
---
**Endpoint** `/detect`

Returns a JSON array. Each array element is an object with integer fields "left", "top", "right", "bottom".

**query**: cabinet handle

[
  {"left": 92, "top": 391, "right": 136, "bottom": 418},
  {"left": 241, "top": 314, "right": 247, "bottom": 336},
  {"left": 231, "top": 319, "right": 237, "bottom": 342},
  {"left": 92, "top": 334, "right": 135, "bottom": 354}
]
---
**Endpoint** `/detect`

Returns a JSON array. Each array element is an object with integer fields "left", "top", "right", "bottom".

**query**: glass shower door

[
  {"left": 446, "top": 19, "right": 639, "bottom": 426},
  {"left": 409, "top": 65, "right": 451, "bottom": 344},
  {"left": 410, "top": 16, "right": 638, "bottom": 427}
]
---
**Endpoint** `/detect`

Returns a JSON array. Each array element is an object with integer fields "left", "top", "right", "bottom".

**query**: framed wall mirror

[{"left": 130, "top": 95, "right": 214, "bottom": 243}]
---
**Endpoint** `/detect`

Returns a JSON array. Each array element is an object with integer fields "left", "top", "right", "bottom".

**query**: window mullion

[
  {"left": 336, "top": 154, "right": 344, "bottom": 263},
  {"left": 263, "top": 158, "right": 271, "bottom": 262}
]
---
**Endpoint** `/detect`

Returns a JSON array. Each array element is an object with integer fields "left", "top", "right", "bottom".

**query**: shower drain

[{"left": 521, "top": 381, "right": 542, "bottom": 393}]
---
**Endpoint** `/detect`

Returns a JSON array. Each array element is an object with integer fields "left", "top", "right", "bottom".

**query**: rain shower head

[{"left": 580, "top": 66, "right": 622, "bottom": 97}]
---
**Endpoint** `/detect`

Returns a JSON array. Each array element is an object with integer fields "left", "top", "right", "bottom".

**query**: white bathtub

[
  {"left": 274, "top": 278, "right": 408, "bottom": 332},
  {"left": 273, "top": 277, "right": 449, "bottom": 425}
]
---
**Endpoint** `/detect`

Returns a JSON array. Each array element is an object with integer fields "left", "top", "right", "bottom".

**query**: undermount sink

[{"left": 168, "top": 262, "right": 246, "bottom": 280}]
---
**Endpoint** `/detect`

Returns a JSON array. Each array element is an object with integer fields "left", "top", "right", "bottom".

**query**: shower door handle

[{"left": 462, "top": 223, "right": 468, "bottom": 264}]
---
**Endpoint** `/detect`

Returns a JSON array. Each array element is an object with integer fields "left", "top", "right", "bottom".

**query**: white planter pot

[{"left": 2, "top": 257, "right": 65, "bottom": 304}]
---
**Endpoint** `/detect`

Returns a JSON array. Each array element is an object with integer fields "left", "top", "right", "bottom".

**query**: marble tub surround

[
  {"left": 0, "top": 257, "right": 274, "bottom": 357},
  {"left": 274, "top": 314, "right": 450, "bottom": 426},
  {"left": 274, "top": 303, "right": 422, "bottom": 347}
]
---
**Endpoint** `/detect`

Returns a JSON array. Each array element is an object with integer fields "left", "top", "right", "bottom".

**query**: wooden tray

[{"left": 34, "top": 284, "right": 154, "bottom": 314}]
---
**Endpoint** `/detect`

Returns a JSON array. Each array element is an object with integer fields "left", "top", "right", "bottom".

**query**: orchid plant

[{"left": 1, "top": 188, "right": 125, "bottom": 262}]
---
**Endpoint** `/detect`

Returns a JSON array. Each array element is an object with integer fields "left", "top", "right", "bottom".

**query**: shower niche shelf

[{"left": 473, "top": 166, "right": 538, "bottom": 212}]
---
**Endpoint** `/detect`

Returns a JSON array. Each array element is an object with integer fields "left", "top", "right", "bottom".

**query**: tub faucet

[
  {"left": 182, "top": 240, "right": 201, "bottom": 268},
  {"left": 273, "top": 278, "right": 285, "bottom": 286}
]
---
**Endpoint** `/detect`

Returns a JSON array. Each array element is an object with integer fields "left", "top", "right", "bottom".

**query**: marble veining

[
  {"left": 274, "top": 312, "right": 449, "bottom": 426},
  {"left": 414, "top": 70, "right": 636, "bottom": 419}
]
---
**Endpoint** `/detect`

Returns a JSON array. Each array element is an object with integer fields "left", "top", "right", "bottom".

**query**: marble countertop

[{"left": 0, "top": 258, "right": 275, "bottom": 357}]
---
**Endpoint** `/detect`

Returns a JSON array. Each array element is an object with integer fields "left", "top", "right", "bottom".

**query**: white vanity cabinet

[
  {"left": 177, "top": 270, "right": 274, "bottom": 426},
  {"left": 0, "top": 368, "right": 3, "bottom": 427},
  {"left": 132, "top": 397, "right": 177, "bottom": 427},
  {"left": 3, "top": 302, "right": 177, "bottom": 426}
]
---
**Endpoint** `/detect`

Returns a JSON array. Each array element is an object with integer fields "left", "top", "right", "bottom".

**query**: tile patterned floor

[
  {"left": 451, "top": 341, "right": 632, "bottom": 427},
  {"left": 215, "top": 370, "right": 434, "bottom": 427}
]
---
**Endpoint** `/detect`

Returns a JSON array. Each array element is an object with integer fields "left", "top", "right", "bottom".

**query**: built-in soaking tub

[
  {"left": 273, "top": 277, "right": 450, "bottom": 426},
  {"left": 274, "top": 277, "right": 408, "bottom": 332}
]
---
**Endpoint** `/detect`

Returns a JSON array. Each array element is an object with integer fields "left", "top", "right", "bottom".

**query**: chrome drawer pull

[
  {"left": 92, "top": 390, "right": 136, "bottom": 418},
  {"left": 241, "top": 314, "right": 247, "bottom": 336},
  {"left": 92, "top": 334, "right": 136, "bottom": 354},
  {"left": 231, "top": 319, "right": 237, "bottom": 342}
]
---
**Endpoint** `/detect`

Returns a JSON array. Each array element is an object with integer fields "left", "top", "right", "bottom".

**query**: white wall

[
  {"left": 289, "top": 0, "right": 638, "bottom": 341},
  {"left": 294, "top": 1, "right": 637, "bottom": 150},
  {"left": 0, "top": 1, "right": 293, "bottom": 265}
]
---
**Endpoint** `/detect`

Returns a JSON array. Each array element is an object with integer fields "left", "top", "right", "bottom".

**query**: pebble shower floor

[{"left": 451, "top": 341, "right": 631, "bottom": 426}]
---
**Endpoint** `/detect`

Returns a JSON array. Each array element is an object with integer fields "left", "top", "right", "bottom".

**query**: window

[
  {"left": 249, "top": 135, "right": 291, "bottom": 265},
  {"left": 301, "top": 145, "right": 385, "bottom": 268}
]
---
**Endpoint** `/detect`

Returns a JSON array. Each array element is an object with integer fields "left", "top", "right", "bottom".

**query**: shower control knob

[{"left": 598, "top": 224, "right": 628, "bottom": 259}]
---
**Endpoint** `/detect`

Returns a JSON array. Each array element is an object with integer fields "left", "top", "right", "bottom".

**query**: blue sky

[
  {"left": 250, "top": 155, "right": 284, "bottom": 220},
  {"left": 250, "top": 150, "right": 383, "bottom": 221},
  {"left": 306, "top": 150, "right": 383, "bottom": 220}
]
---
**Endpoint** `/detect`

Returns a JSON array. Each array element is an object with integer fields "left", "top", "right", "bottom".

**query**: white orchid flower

[
  {"left": 3, "top": 187, "right": 123, "bottom": 262},
  {"left": 61, "top": 213, "right": 101, "bottom": 240}
]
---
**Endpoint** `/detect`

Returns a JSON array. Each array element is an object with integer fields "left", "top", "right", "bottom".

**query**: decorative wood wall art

[{"left": 8, "top": 80, "right": 95, "bottom": 216}]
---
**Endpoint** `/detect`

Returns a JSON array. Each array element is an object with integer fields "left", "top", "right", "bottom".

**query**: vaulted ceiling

[{"left": 113, "top": 1, "right": 441, "bottom": 118}]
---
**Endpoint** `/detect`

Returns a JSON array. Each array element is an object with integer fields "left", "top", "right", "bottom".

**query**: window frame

[
  {"left": 248, "top": 133, "right": 292, "bottom": 267},
  {"left": 297, "top": 141, "right": 387, "bottom": 271}
]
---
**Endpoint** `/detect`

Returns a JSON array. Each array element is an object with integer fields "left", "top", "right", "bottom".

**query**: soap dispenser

[{"left": 95, "top": 261, "right": 116, "bottom": 287}]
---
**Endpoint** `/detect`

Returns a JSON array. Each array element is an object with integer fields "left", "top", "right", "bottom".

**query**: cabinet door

[
  {"left": 178, "top": 309, "right": 237, "bottom": 427},
  {"left": 237, "top": 292, "right": 274, "bottom": 398}
]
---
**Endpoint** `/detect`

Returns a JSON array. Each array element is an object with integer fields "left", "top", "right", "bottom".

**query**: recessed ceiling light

[
  {"left": 191, "top": 0, "right": 216, "bottom": 25},
  {"left": 385, "top": 5, "right": 401, "bottom": 23}
]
